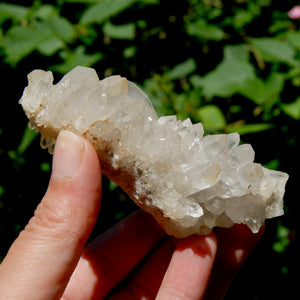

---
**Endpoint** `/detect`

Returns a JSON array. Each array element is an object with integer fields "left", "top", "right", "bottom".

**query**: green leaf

[
  {"left": 224, "top": 43, "right": 249, "bottom": 61},
  {"left": 64, "top": 0, "right": 99, "bottom": 2},
  {"left": 0, "top": 14, "right": 75, "bottom": 63},
  {"left": 37, "top": 36, "right": 64, "bottom": 56},
  {"left": 230, "top": 9, "right": 254, "bottom": 29},
  {"left": 109, "top": 180, "right": 119, "bottom": 191},
  {"left": 186, "top": 19, "right": 225, "bottom": 41},
  {"left": 269, "top": 20, "right": 293, "bottom": 34},
  {"left": 277, "top": 225, "right": 290, "bottom": 239},
  {"left": 189, "top": 74, "right": 202, "bottom": 88},
  {"left": 103, "top": 21, "right": 136, "bottom": 40},
  {"left": 8, "top": 150, "right": 25, "bottom": 166},
  {"left": 40, "top": 162, "right": 51, "bottom": 172},
  {"left": 226, "top": 123, "right": 274, "bottom": 135},
  {"left": 0, "top": 23, "right": 53, "bottom": 65},
  {"left": 272, "top": 241, "right": 288, "bottom": 253},
  {"left": 281, "top": 97, "right": 300, "bottom": 120},
  {"left": 287, "top": 31, "right": 300, "bottom": 50},
  {"left": 78, "top": 25, "right": 98, "bottom": 45},
  {"left": 259, "top": 73, "right": 285, "bottom": 108},
  {"left": 174, "top": 94, "right": 189, "bottom": 120},
  {"left": 263, "top": 159, "right": 280, "bottom": 170},
  {"left": 80, "top": 0, "right": 136, "bottom": 25},
  {"left": 192, "top": 44, "right": 286, "bottom": 109},
  {"left": 194, "top": 44, "right": 285, "bottom": 106},
  {"left": 34, "top": 4, "right": 58, "bottom": 20},
  {"left": 196, "top": 44, "right": 260, "bottom": 99},
  {"left": 138, "top": 0, "right": 160, "bottom": 4},
  {"left": 250, "top": 38, "right": 297, "bottom": 65},
  {"left": 166, "top": 58, "right": 197, "bottom": 80},
  {"left": 123, "top": 45, "right": 136, "bottom": 58},
  {"left": 142, "top": 76, "right": 176, "bottom": 117},
  {"left": 17, "top": 125, "right": 38, "bottom": 155},
  {"left": 0, "top": 186, "right": 5, "bottom": 198},
  {"left": 236, "top": 76, "right": 264, "bottom": 103},
  {"left": 197, "top": 105, "right": 226, "bottom": 131},
  {"left": 240, "top": 72, "right": 285, "bottom": 109},
  {"left": 50, "top": 46, "right": 103, "bottom": 74},
  {"left": 45, "top": 16, "right": 75, "bottom": 42},
  {"left": 273, "top": 225, "right": 290, "bottom": 253},
  {"left": 0, "top": 3, "right": 28, "bottom": 25}
]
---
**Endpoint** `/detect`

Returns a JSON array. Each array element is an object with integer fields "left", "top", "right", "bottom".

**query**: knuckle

[
  {"left": 159, "top": 283, "right": 195, "bottom": 300},
  {"left": 24, "top": 196, "right": 78, "bottom": 242}
]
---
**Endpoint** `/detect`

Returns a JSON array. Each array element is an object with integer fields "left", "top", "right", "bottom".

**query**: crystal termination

[{"left": 19, "top": 66, "right": 289, "bottom": 238}]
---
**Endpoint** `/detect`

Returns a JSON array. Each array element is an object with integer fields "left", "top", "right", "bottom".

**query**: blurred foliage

[{"left": 0, "top": 0, "right": 299, "bottom": 299}]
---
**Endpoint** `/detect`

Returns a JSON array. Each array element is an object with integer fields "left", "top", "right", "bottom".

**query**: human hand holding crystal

[{"left": 0, "top": 131, "right": 263, "bottom": 300}]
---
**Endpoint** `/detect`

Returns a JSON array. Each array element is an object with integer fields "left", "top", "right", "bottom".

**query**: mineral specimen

[{"left": 19, "top": 66, "right": 289, "bottom": 238}]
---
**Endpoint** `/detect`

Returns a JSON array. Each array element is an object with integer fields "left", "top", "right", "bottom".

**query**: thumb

[{"left": 0, "top": 130, "right": 102, "bottom": 300}]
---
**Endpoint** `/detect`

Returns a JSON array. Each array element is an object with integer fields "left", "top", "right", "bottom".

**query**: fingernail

[{"left": 52, "top": 131, "right": 84, "bottom": 179}]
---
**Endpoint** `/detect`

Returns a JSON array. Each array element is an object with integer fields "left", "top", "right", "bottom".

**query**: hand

[{"left": 0, "top": 130, "right": 264, "bottom": 300}]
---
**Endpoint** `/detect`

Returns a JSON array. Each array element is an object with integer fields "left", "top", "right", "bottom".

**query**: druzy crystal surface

[{"left": 19, "top": 66, "right": 289, "bottom": 237}]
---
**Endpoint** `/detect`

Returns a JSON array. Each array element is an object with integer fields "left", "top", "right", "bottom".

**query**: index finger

[
  {"left": 204, "top": 224, "right": 265, "bottom": 300},
  {"left": 156, "top": 233, "right": 217, "bottom": 300},
  {"left": 63, "top": 209, "right": 165, "bottom": 300}
]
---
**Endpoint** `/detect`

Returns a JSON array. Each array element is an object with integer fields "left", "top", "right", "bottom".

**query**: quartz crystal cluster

[{"left": 19, "top": 66, "right": 289, "bottom": 237}]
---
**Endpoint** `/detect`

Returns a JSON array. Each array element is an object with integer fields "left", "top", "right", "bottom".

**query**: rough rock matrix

[{"left": 19, "top": 66, "right": 289, "bottom": 237}]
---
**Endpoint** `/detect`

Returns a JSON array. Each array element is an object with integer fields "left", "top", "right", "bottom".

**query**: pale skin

[{"left": 0, "top": 130, "right": 264, "bottom": 300}]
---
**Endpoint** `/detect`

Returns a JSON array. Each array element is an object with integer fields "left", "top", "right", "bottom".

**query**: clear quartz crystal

[{"left": 19, "top": 66, "right": 289, "bottom": 238}]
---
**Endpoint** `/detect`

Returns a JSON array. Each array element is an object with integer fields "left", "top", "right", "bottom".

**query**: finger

[
  {"left": 204, "top": 224, "right": 265, "bottom": 300},
  {"left": 156, "top": 233, "right": 217, "bottom": 300},
  {"left": 0, "top": 130, "right": 102, "bottom": 300},
  {"left": 63, "top": 209, "right": 166, "bottom": 300},
  {"left": 107, "top": 237, "right": 176, "bottom": 300}
]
